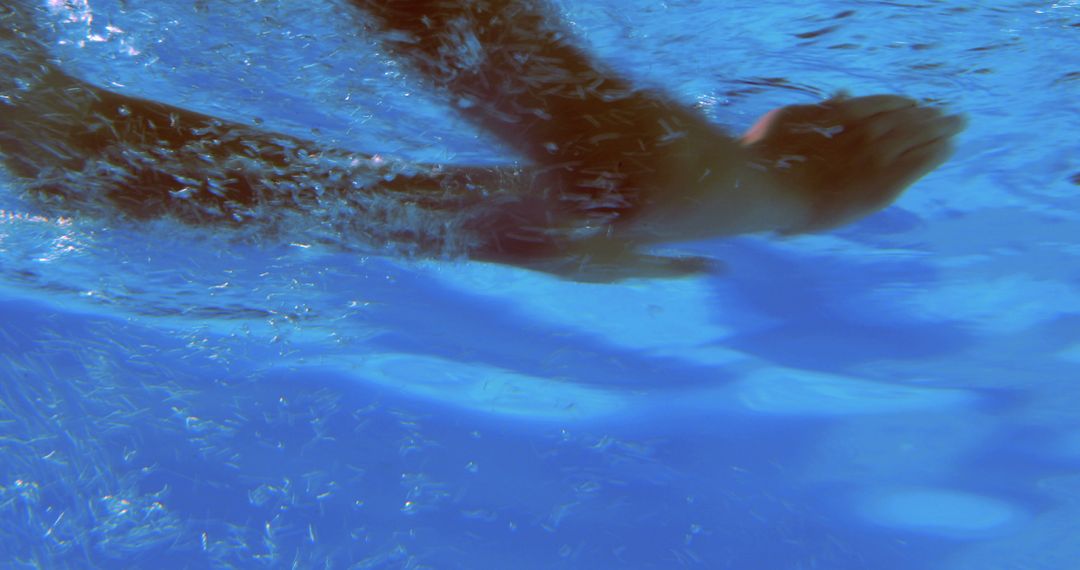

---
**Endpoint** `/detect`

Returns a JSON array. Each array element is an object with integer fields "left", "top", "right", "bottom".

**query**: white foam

[
  {"left": 857, "top": 488, "right": 1022, "bottom": 538},
  {"left": 904, "top": 275, "right": 1080, "bottom": 333},
  {"left": 284, "top": 352, "right": 629, "bottom": 421},
  {"left": 412, "top": 260, "right": 731, "bottom": 352},
  {"left": 735, "top": 368, "right": 974, "bottom": 416},
  {"left": 1055, "top": 430, "right": 1080, "bottom": 460},
  {"left": 1057, "top": 343, "right": 1080, "bottom": 363}
]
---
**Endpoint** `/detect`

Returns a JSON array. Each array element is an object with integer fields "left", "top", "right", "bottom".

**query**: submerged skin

[{"left": 0, "top": 1, "right": 965, "bottom": 281}]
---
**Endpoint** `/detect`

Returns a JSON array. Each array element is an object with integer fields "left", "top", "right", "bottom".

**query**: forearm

[
  {"left": 3, "top": 67, "right": 314, "bottom": 221},
  {"left": 2, "top": 1, "right": 811, "bottom": 276},
  {"left": 2, "top": 66, "right": 541, "bottom": 254},
  {"left": 615, "top": 134, "right": 813, "bottom": 243},
  {"left": 352, "top": 0, "right": 804, "bottom": 240},
  {"left": 353, "top": 1, "right": 702, "bottom": 152}
]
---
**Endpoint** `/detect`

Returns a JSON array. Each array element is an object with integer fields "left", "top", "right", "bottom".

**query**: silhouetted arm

[
  {"left": 1, "top": 2, "right": 543, "bottom": 258},
  {"left": 0, "top": 0, "right": 794, "bottom": 279},
  {"left": 353, "top": 0, "right": 966, "bottom": 241},
  {"left": 353, "top": 1, "right": 705, "bottom": 163},
  {"left": 351, "top": 0, "right": 815, "bottom": 242},
  {"left": 1, "top": 1, "right": 965, "bottom": 281}
]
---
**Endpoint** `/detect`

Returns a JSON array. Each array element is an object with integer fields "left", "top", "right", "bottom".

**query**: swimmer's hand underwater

[
  {"left": 354, "top": 0, "right": 967, "bottom": 279},
  {"left": 588, "top": 95, "right": 968, "bottom": 243},
  {"left": 525, "top": 95, "right": 966, "bottom": 280},
  {"left": 0, "top": 0, "right": 966, "bottom": 283},
  {"left": 738, "top": 93, "right": 968, "bottom": 233}
]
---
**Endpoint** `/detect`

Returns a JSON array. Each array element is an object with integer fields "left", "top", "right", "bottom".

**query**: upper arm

[{"left": 351, "top": 0, "right": 732, "bottom": 225}]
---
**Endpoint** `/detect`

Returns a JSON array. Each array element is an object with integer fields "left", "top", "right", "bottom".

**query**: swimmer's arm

[
  {"left": 352, "top": 0, "right": 966, "bottom": 243},
  {"left": 351, "top": 0, "right": 813, "bottom": 240},
  {"left": 0, "top": 64, "right": 507, "bottom": 226}
]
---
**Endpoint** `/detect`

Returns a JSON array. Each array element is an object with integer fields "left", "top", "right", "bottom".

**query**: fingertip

[
  {"left": 840, "top": 94, "right": 919, "bottom": 121},
  {"left": 948, "top": 113, "right": 969, "bottom": 133},
  {"left": 928, "top": 113, "right": 968, "bottom": 141},
  {"left": 828, "top": 89, "right": 851, "bottom": 102},
  {"left": 897, "top": 136, "right": 954, "bottom": 172}
]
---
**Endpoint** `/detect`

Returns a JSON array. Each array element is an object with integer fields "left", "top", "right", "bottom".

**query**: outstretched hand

[{"left": 740, "top": 94, "right": 967, "bottom": 233}]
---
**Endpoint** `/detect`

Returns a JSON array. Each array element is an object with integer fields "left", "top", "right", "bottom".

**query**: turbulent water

[{"left": 1, "top": 1, "right": 1078, "bottom": 569}]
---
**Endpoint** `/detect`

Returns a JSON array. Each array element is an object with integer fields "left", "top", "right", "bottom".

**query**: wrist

[{"left": 619, "top": 139, "right": 815, "bottom": 243}]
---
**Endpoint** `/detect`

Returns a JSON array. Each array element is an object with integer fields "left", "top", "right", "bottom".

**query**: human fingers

[
  {"left": 873, "top": 135, "right": 957, "bottom": 204},
  {"left": 858, "top": 105, "right": 940, "bottom": 141},
  {"left": 834, "top": 94, "right": 918, "bottom": 122},
  {"left": 874, "top": 111, "right": 966, "bottom": 164},
  {"left": 853, "top": 116, "right": 961, "bottom": 210},
  {"left": 897, "top": 129, "right": 958, "bottom": 169}
]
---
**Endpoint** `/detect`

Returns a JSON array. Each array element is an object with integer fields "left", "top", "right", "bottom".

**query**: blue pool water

[{"left": 1, "top": 0, "right": 1078, "bottom": 568}]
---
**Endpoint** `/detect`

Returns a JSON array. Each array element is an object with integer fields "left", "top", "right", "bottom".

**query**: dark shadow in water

[
  {"left": 347, "top": 265, "right": 742, "bottom": 390},
  {"left": 709, "top": 236, "right": 975, "bottom": 371}
]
